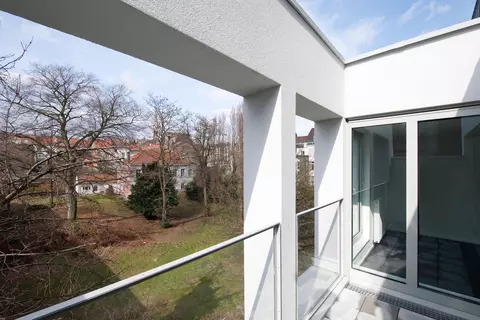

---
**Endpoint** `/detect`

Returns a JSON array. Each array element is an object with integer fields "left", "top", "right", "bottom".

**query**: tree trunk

[
  {"left": 65, "top": 171, "right": 77, "bottom": 220},
  {"left": 66, "top": 192, "right": 77, "bottom": 220},
  {"left": 161, "top": 168, "right": 167, "bottom": 225},
  {"left": 202, "top": 171, "right": 209, "bottom": 216},
  {"left": 49, "top": 174, "right": 54, "bottom": 208}
]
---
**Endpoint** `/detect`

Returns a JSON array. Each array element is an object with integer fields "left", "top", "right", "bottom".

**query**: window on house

[
  {"left": 188, "top": 169, "right": 193, "bottom": 177},
  {"left": 136, "top": 169, "right": 142, "bottom": 177},
  {"left": 173, "top": 169, "right": 178, "bottom": 177},
  {"left": 93, "top": 185, "right": 98, "bottom": 192},
  {"left": 180, "top": 169, "right": 185, "bottom": 177},
  {"left": 301, "top": 151, "right": 305, "bottom": 156},
  {"left": 82, "top": 186, "right": 90, "bottom": 191},
  {"left": 181, "top": 182, "right": 185, "bottom": 190}
]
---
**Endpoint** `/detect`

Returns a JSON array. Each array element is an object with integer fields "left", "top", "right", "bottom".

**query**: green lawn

[
  {"left": 53, "top": 204, "right": 244, "bottom": 320},
  {"left": 80, "top": 194, "right": 135, "bottom": 217},
  {"left": 8, "top": 195, "right": 244, "bottom": 319}
]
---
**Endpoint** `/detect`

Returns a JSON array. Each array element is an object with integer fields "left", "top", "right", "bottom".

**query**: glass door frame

[
  {"left": 344, "top": 105, "right": 480, "bottom": 317},
  {"left": 352, "top": 131, "right": 363, "bottom": 239}
]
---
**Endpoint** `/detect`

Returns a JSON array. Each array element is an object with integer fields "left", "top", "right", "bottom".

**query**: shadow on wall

[{"left": 464, "top": 58, "right": 480, "bottom": 103}]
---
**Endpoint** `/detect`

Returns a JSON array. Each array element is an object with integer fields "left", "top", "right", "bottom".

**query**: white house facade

[
  {"left": 129, "top": 148, "right": 196, "bottom": 194},
  {"left": 6, "top": 1, "right": 480, "bottom": 320}
]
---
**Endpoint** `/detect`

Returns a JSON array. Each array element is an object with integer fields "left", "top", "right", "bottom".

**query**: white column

[
  {"left": 244, "top": 86, "right": 296, "bottom": 320},
  {"left": 314, "top": 119, "right": 344, "bottom": 272},
  {"left": 314, "top": 118, "right": 344, "bottom": 205}
]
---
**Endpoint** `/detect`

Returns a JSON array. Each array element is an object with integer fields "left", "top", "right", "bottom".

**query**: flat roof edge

[
  {"left": 346, "top": 100, "right": 480, "bottom": 122},
  {"left": 284, "top": 0, "right": 345, "bottom": 63},
  {"left": 345, "top": 18, "right": 480, "bottom": 65}
]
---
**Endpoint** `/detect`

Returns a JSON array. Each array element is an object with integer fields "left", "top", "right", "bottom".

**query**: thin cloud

[
  {"left": 199, "top": 87, "right": 241, "bottom": 105},
  {"left": 399, "top": 0, "right": 425, "bottom": 25},
  {"left": 399, "top": 0, "right": 451, "bottom": 25},
  {"left": 20, "top": 20, "right": 57, "bottom": 43},
  {"left": 298, "top": 0, "right": 385, "bottom": 58},
  {"left": 343, "top": 17, "right": 385, "bottom": 51},
  {"left": 426, "top": 1, "right": 451, "bottom": 20},
  {"left": 119, "top": 70, "right": 146, "bottom": 92},
  {"left": 316, "top": 13, "right": 385, "bottom": 58}
]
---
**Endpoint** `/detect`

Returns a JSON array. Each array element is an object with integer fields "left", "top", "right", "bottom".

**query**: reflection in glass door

[
  {"left": 350, "top": 108, "right": 480, "bottom": 310},
  {"left": 352, "top": 132, "right": 362, "bottom": 237},
  {"left": 352, "top": 123, "right": 406, "bottom": 281},
  {"left": 418, "top": 115, "right": 480, "bottom": 302}
]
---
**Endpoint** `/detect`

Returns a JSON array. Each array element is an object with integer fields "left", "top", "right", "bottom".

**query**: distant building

[
  {"left": 75, "top": 172, "right": 121, "bottom": 195},
  {"left": 296, "top": 128, "right": 314, "bottom": 183},
  {"left": 129, "top": 148, "right": 195, "bottom": 193},
  {"left": 296, "top": 128, "right": 314, "bottom": 161}
]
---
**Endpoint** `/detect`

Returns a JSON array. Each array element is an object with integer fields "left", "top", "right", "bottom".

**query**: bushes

[
  {"left": 185, "top": 180, "right": 201, "bottom": 202},
  {"left": 26, "top": 204, "right": 50, "bottom": 211},
  {"left": 128, "top": 164, "right": 179, "bottom": 220},
  {"left": 105, "top": 185, "right": 115, "bottom": 196}
]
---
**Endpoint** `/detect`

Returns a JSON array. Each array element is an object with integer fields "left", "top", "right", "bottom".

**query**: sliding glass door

[
  {"left": 349, "top": 106, "right": 480, "bottom": 309},
  {"left": 418, "top": 115, "right": 480, "bottom": 301},
  {"left": 351, "top": 123, "right": 406, "bottom": 281}
]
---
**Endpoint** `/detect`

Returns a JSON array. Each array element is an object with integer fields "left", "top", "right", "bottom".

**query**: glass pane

[
  {"left": 352, "top": 124, "right": 406, "bottom": 281},
  {"left": 297, "top": 203, "right": 340, "bottom": 319},
  {"left": 43, "top": 241, "right": 246, "bottom": 320},
  {"left": 352, "top": 133, "right": 362, "bottom": 236},
  {"left": 418, "top": 115, "right": 480, "bottom": 301}
]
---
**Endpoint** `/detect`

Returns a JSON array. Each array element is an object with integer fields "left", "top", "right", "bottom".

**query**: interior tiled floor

[
  {"left": 360, "top": 231, "right": 406, "bottom": 278},
  {"left": 315, "top": 289, "right": 435, "bottom": 320},
  {"left": 358, "top": 231, "right": 480, "bottom": 298}
]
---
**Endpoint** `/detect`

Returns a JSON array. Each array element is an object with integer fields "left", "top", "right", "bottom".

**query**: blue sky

[
  {"left": 298, "top": 0, "right": 476, "bottom": 58},
  {"left": 0, "top": 11, "right": 244, "bottom": 128},
  {"left": 0, "top": 1, "right": 477, "bottom": 135}
]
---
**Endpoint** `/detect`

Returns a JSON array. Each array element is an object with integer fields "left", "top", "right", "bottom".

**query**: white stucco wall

[
  {"left": 244, "top": 87, "right": 296, "bottom": 319},
  {"left": 0, "top": 0, "right": 344, "bottom": 117},
  {"left": 345, "top": 21, "right": 480, "bottom": 118},
  {"left": 171, "top": 165, "right": 195, "bottom": 191},
  {"left": 121, "top": 0, "right": 345, "bottom": 115}
]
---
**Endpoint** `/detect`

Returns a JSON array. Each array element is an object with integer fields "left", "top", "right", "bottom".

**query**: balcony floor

[
  {"left": 358, "top": 230, "right": 480, "bottom": 298},
  {"left": 314, "top": 288, "right": 435, "bottom": 320}
]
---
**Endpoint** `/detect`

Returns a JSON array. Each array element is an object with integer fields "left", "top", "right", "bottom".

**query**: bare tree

[
  {"left": 1, "top": 64, "right": 143, "bottom": 219},
  {"left": 146, "top": 94, "right": 184, "bottom": 226},
  {"left": 208, "top": 106, "right": 244, "bottom": 221},
  {"left": 0, "top": 40, "right": 31, "bottom": 88},
  {"left": 229, "top": 105, "right": 244, "bottom": 220},
  {"left": 182, "top": 114, "right": 217, "bottom": 215},
  {"left": 0, "top": 43, "right": 32, "bottom": 211}
]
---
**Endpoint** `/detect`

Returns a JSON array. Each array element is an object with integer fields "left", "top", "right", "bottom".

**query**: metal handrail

[
  {"left": 352, "top": 181, "right": 388, "bottom": 196},
  {"left": 18, "top": 222, "right": 280, "bottom": 320},
  {"left": 296, "top": 198, "right": 343, "bottom": 217}
]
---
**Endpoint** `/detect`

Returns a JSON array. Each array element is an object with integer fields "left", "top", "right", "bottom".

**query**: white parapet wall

[{"left": 345, "top": 19, "right": 480, "bottom": 118}]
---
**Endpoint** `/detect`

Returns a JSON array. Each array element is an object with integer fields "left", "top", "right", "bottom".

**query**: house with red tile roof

[{"left": 296, "top": 128, "right": 314, "bottom": 184}]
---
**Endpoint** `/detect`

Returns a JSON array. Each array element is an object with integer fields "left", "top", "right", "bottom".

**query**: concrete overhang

[{"left": 0, "top": 0, "right": 277, "bottom": 97}]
